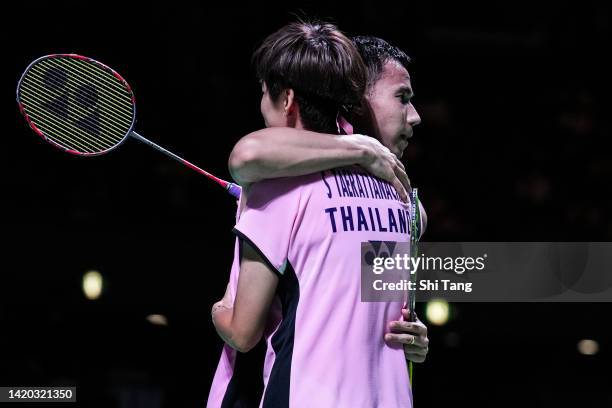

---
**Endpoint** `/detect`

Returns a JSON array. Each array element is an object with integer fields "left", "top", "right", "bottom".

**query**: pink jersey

[
  {"left": 209, "top": 166, "right": 417, "bottom": 407},
  {"left": 207, "top": 194, "right": 276, "bottom": 408}
]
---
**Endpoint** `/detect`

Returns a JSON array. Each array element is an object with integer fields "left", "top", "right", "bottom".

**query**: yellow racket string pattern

[{"left": 18, "top": 56, "right": 135, "bottom": 154}]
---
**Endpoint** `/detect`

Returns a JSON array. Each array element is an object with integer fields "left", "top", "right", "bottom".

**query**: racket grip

[
  {"left": 409, "top": 310, "right": 417, "bottom": 322},
  {"left": 226, "top": 182, "right": 242, "bottom": 199}
]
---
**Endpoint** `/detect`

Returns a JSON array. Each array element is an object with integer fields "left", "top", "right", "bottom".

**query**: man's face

[{"left": 366, "top": 60, "right": 421, "bottom": 158}]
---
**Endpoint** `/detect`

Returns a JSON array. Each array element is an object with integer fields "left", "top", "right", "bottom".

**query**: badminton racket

[
  {"left": 408, "top": 187, "right": 421, "bottom": 385},
  {"left": 16, "top": 54, "right": 241, "bottom": 198}
]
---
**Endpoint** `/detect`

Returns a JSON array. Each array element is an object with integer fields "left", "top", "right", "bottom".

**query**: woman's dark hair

[{"left": 253, "top": 20, "right": 366, "bottom": 133}]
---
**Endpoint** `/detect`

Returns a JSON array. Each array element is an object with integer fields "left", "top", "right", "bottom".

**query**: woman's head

[{"left": 253, "top": 20, "right": 366, "bottom": 133}]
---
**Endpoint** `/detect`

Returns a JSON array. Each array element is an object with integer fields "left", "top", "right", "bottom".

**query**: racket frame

[
  {"left": 16, "top": 53, "right": 137, "bottom": 157},
  {"left": 17, "top": 53, "right": 241, "bottom": 198}
]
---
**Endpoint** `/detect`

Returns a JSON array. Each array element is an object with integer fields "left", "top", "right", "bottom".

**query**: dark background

[{"left": 2, "top": 1, "right": 611, "bottom": 407}]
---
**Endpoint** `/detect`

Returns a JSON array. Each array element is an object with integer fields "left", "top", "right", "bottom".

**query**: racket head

[{"left": 17, "top": 54, "right": 136, "bottom": 156}]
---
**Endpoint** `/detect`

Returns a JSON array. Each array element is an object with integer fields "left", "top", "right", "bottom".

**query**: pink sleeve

[{"left": 233, "top": 177, "right": 302, "bottom": 275}]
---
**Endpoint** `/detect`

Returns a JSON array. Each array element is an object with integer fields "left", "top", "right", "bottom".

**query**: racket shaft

[
  {"left": 129, "top": 131, "right": 240, "bottom": 198},
  {"left": 408, "top": 188, "right": 419, "bottom": 322}
]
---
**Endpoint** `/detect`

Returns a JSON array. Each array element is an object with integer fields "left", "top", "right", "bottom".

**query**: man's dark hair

[
  {"left": 351, "top": 36, "right": 411, "bottom": 91},
  {"left": 252, "top": 21, "right": 366, "bottom": 133}
]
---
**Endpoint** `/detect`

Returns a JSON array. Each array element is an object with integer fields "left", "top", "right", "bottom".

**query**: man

[
  {"left": 207, "top": 20, "right": 371, "bottom": 407},
  {"left": 227, "top": 35, "right": 429, "bottom": 364}
]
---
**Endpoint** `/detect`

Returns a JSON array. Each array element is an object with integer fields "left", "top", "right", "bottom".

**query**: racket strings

[
  {"left": 18, "top": 56, "right": 135, "bottom": 154},
  {"left": 60, "top": 57, "right": 131, "bottom": 96},
  {"left": 41, "top": 59, "right": 134, "bottom": 115},
  {"left": 19, "top": 75, "right": 129, "bottom": 147},
  {"left": 19, "top": 100, "right": 112, "bottom": 153},
  {"left": 20, "top": 80, "right": 123, "bottom": 142},
  {"left": 30, "top": 61, "right": 133, "bottom": 125},
  {"left": 47, "top": 57, "right": 131, "bottom": 100},
  {"left": 19, "top": 89, "right": 118, "bottom": 152},
  {"left": 33, "top": 59, "right": 133, "bottom": 124},
  {"left": 26, "top": 65, "right": 133, "bottom": 123},
  {"left": 20, "top": 78, "right": 130, "bottom": 142},
  {"left": 18, "top": 96, "right": 109, "bottom": 153}
]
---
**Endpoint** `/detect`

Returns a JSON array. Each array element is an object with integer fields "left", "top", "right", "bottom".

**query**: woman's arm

[{"left": 211, "top": 240, "right": 279, "bottom": 353}]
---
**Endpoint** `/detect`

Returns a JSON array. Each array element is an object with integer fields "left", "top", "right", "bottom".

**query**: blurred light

[
  {"left": 146, "top": 314, "right": 168, "bottom": 326},
  {"left": 82, "top": 270, "right": 103, "bottom": 300},
  {"left": 425, "top": 299, "right": 450, "bottom": 326},
  {"left": 577, "top": 339, "right": 599, "bottom": 355}
]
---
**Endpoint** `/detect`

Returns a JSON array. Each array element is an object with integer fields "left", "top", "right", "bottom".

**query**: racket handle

[
  {"left": 129, "top": 131, "right": 240, "bottom": 198},
  {"left": 409, "top": 309, "right": 417, "bottom": 322},
  {"left": 226, "top": 182, "right": 242, "bottom": 199}
]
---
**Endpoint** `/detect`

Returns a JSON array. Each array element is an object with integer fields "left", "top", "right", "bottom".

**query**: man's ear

[
  {"left": 283, "top": 88, "right": 296, "bottom": 116},
  {"left": 352, "top": 97, "right": 378, "bottom": 139}
]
